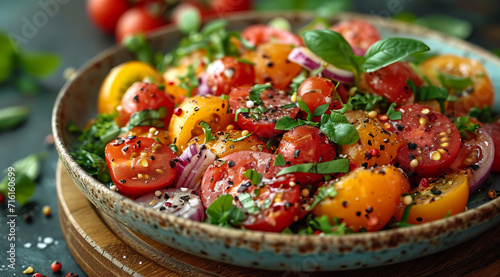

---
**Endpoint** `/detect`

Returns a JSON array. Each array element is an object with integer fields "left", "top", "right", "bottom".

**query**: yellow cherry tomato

[
  {"left": 395, "top": 171, "right": 469, "bottom": 224},
  {"left": 97, "top": 61, "right": 164, "bottom": 114},
  {"left": 168, "top": 95, "right": 234, "bottom": 154},
  {"left": 188, "top": 130, "right": 269, "bottom": 158},
  {"left": 420, "top": 55, "right": 494, "bottom": 114},
  {"left": 342, "top": 110, "right": 403, "bottom": 168},
  {"left": 313, "top": 166, "right": 408, "bottom": 232}
]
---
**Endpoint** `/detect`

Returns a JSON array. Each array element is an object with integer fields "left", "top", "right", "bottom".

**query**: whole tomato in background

[{"left": 87, "top": 0, "right": 252, "bottom": 43}]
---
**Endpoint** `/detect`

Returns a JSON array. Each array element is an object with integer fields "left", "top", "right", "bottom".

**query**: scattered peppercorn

[
  {"left": 42, "top": 206, "right": 52, "bottom": 217},
  {"left": 51, "top": 261, "right": 62, "bottom": 272},
  {"left": 488, "top": 189, "right": 497, "bottom": 199},
  {"left": 23, "top": 213, "right": 33, "bottom": 223}
]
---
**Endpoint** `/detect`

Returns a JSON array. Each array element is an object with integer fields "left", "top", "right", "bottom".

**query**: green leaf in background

[
  {"left": 123, "top": 34, "right": 156, "bottom": 66},
  {"left": 13, "top": 76, "right": 40, "bottom": 94},
  {"left": 0, "top": 153, "right": 45, "bottom": 206},
  {"left": 0, "top": 106, "right": 29, "bottom": 131},
  {"left": 0, "top": 33, "right": 18, "bottom": 83},
  {"left": 415, "top": 14, "right": 473, "bottom": 39},
  {"left": 268, "top": 17, "right": 292, "bottom": 31},
  {"left": 19, "top": 52, "right": 61, "bottom": 77},
  {"left": 361, "top": 38, "right": 430, "bottom": 73},
  {"left": 177, "top": 6, "right": 201, "bottom": 34}
]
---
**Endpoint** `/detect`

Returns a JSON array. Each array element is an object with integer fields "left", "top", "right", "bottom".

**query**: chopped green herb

[
  {"left": 277, "top": 158, "right": 349, "bottom": 176},
  {"left": 244, "top": 169, "right": 263, "bottom": 187},
  {"left": 407, "top": 79, "right": 448, "bottom": 113},
  {"left": 124, "top": 107, "right": 167, "bottom": 131},
  {"left": 468, "top": 106, "right": 495, "bottom": 123},
  {"left": 395, "top": 195, "right": 413, "bottom": 227},
  {"left": 346, "top": 92, "right": 385, "bottom": 111},
  {"left": 437, "top": 72, "right": 473, "bottom": 91},
  {"left": 386, "top": 103, "right": 402, "bottom": 120},
  {"left": 199, "top": 121, "right": 215, "bottom": 143},
  {"left": 169, "top": 144, "right": 178, "bottom": 153},
  {"left": 454, "top": 116, "right": 480, "bottom": 138},
  {"left": 234, "top": 108, "right": 249, "bottom": 121},
  {"left": 319, "top": 111, "right": 359, "bottom": 145},
  {"left": 274, "top": 116, "right": 301, "bottom": 131},
  {"left": 123, "top": 34, "right": 156, "bottom": 66},
  {"left": 237, "top": 192, "right": 260, "bottom": 215},
  {"left": 178, "top": 65, "right": 198, "bottom": 97},
  {"left": 249, "top": 84, "right": 272, "bottom": 105},
  {"left": 310, "top": 185, "right": 337, "bottom": 210},
  {"left": 236, "top": 58, "right": 256, "bottom": 65},
  {"left": 227, "top": 132, "right": 253, "bottom": 142},
  {"left": 290, "top": 69, "right": 308, "bottom": 94}
]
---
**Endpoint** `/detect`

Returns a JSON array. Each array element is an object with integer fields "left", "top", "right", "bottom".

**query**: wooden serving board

[{"left": 56, "top": 162, "right": 500, "bottom": 277}]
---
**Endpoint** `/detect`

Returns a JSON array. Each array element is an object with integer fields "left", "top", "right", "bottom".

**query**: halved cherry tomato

[
  {"left": 105, "top": 137, "right": 177, "bottom": 198},
  {"left": 98, "top": 61, "right": 164, "bottom": 114},
  {"left": 168, "top": 95, "right": 234, "bottom": 154},
  {"left": 297, "top": 76, "right": 341, "bottom": 121},
  {"left": 188, "top": 130, "right": 269, "bottom": 158},
  {"left": 342, "top": 110, "right": 403, "bottom": 168},
  {"left": 395, "top": 171, "right": 469, "bottom": 224},
  {"left": 313, "top": 166, "right": 408, "bottom": 232},
  {"left": 248, "top": 43, "right": 303, "bottom": 90},
  {"left": 242, "top": 25, "right": 303, "bottom": 47},
  {"left": 277, "top": 125, "right": 336, "bottom": 183},
  {"left": 119, "top": 82, "right": 175, "bottom": 126},
  {"left": 330, "top": 20, "right": 381, "bottom": 55},
  {"left": 229, "top": 85, "right": 299, "bottom": 138},
  {"left": 419, "top": 55, "right": 494, "bottom": 114},
  {"left": 205, "top": 56, "right": 255, "bottom": 96},
  {"left": 358, "top": 61, "right": 423, "bottom": 105},
  {"left": 200, "top": 151, "right": 300, "bottom": 232},
  {"left": 124, "top": 126, "right": 170, "bottom": 145},
  {"left": 395, "top": 104, "right": 462, "bottom": 177}
]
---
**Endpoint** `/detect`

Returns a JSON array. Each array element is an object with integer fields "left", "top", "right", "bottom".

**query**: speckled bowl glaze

[{"left": 52, "top": 12, "right": 500, "bottom": 271}]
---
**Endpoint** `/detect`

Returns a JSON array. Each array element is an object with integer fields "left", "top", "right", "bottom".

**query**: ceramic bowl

[{"left": 52, "top": 12, "right": 500, "bottom": 271}]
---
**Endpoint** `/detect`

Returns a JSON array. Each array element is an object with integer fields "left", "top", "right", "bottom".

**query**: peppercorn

[
  {"left": 51, "top": 261, "right": 62, "bottom": 272},
  {"left": 42, "top": 205, "right": 52, "bottom": 217},
  {"left": 488, "top": 189, "right": 497, "bottom": 199}
]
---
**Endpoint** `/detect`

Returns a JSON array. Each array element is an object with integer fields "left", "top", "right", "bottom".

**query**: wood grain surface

[{"left": 56, "top": 162, "right": 500, "bottom": 277}]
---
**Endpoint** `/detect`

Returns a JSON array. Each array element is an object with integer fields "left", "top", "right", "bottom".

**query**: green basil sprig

[
  {"left": 277, "top": 158, "right": 349, "bottom": 176},
  {"left": 302, "top": 30, "right": 430, "bottom": 83}
]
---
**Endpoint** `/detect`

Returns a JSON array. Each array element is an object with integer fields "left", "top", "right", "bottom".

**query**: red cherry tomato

[
  {"left": 119, "top": 82, "right": 175, "bottom": 127},
  {"left": 229, "top": 85, "right": 299, "bottom": 138},
  {"left": 277, "top": 125, "right": 336, "bottom": 183},
  {"left": 359, "top": 61, "right": 423, "bottom": 105},
  {"left": 200, "top": 151, "right": 300, "bottom": 232},
  {"left": 51, "top": 261, "right": 62, "bottom": 272},
  {"left": 242, "top": 25, "right": 303, "bottom": 47},
  {"left": 105, "top": 137, "right": 177, "bottom": 198},
  {"left": 395, "top": 104, "right": 462, "bottom": 177},
  {"left": 330, "top": 20, "right": 381, "bottom": 55},
  {"left": 210, "top": 0, "right": 252, "bottom": 15},
  {"left": 205, "top": 56, "right": 255, "bottom": 96},
  {"left": 87, "top": 0, "right": 129, "bottom": 34},
  {"left": 297, "top": 76, "right": 342, "bottom": 121},
  {"left": 115, "top": 6, "right": 167, "bottom": 43}
]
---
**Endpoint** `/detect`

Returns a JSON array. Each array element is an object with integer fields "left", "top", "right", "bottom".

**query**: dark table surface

[{"left": 0, "top": 1, "right": 499, "bottom": 276}]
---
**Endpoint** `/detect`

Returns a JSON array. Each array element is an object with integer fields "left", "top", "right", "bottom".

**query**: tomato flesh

[
  {"left": 205, "top": 56, "right": 255, "bottom": 96},
  {"left": 330, "top": 20, "right": 380, "bottom": 55},
  {"left": 105, "top": 137, "right": 177, "bottom": 198},
  {"left": 242, "top": 25, "right": 303, "bottom": 47},
  {"left": 395, "top": 104, "right": 462, "bottom": 177}
]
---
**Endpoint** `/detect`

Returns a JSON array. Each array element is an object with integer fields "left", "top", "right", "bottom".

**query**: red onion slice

[
  {"left": 288, "top": 47, "right": 355, "bottom": 83},
  {"left": 135, "top": 188, "right": 205, "bottom": 221},
  {"left": 174, "top": 143, "right": 216, "bottom": 191},
  {"left": 449, "top": 128, "right": 494, "bottom": 193}
]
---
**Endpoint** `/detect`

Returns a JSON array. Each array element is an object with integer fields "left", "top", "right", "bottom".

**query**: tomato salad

[{"left": 71, "top": 19, "right": 498, "bottom": 234}]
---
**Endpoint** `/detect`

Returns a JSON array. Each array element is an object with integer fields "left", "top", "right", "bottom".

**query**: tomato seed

[
  {"left": 410, "top": 159, "right": 419, "bottom": 168},
  {"left": 421, "top": 108, "right": 430, "bottom": 114},
  {"left": 430, "top": 151, "right": 442, "bottom": 161},
  {"left": 368, "top": 111, "right": 377, "bottom": 118},
  {"left": 403, "top": 195, "right": 413, "bottom": 206}
]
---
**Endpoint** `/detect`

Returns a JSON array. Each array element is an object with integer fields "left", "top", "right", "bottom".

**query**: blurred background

[{"left": 0, "top": 0, "right": 499, "bottom": 276}]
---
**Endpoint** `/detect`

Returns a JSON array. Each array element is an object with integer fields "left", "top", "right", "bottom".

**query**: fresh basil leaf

[
  {"left": 179, "top": 65, "right": 198, "bottom": 97},
  {"left": 177, "top": 6, "right": 201, "bottom": 34},
  {"left": 320, "top": 112, "right": 359, "bottom": 145},
  {"left": 199, "top": 121, "right": 215, "bottom": 143},
  {"left": 237, "top": 192, "right": 260, "bottom": 215},
  {"left": 244, "top": 169, "right": 263, "bottom": 187},
  {"left": 274, "top": 153, "right": 286, "bottom": 166},
  {"left": 227, "top": 132, "right": 253, "bottom": 142},
  {"left": 123, "top": 34, "right": 156, "bottom": 66},
  {"left": 437, "top": 72, "right": 473, "bottom": 91},
  {"left": 387, "top": 103, "right": 402, "bottom": 120},
  {"left": 415, "top": 15, "right": 472, "bottom": 39},
  {"left": 298, "top": 100, "right": 312, "bottom": 121},
  {"left": 19, "top": 52, "right": 61, "bottom": 77},
  {"left": 360, "top": 38, "right": 430, "bottom": 73},
  {"left": 312, "top": 103, "right": 330, "bottom": 117},
  {"left": 253, "top": 189, "right": 260, "bottom": 197},
  {"left": 280, "top": 103, "right": 298, "bottom": 109},
  {"left": 310, "top": 185, "right": 337, "bottom": 210},
  {"left": 302, "top": 30, "right": 356, "bottom": 72},
  {"left": 306, "top": 215, "right": 353, "bottom": 235},
  {"left": 410, "top": 80, "right": 448, "bottom": 113},
  {"left": 0, "top": 106, "right": 29, "bottom": 132},
  {"left": 274, "top": 116, "right": 300, "bottom": 130},
  {"left": 124, "top": 107, "right": 167, "bottom": 131},
  {"left": 277, "top": 158, "right": 349, "bottom": 176},
  {"left": 454, "top": 116, "right": 480, "bottom": 138},
  {"left": 206, "top": 194, "right": 245, "bottom": 227}
]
